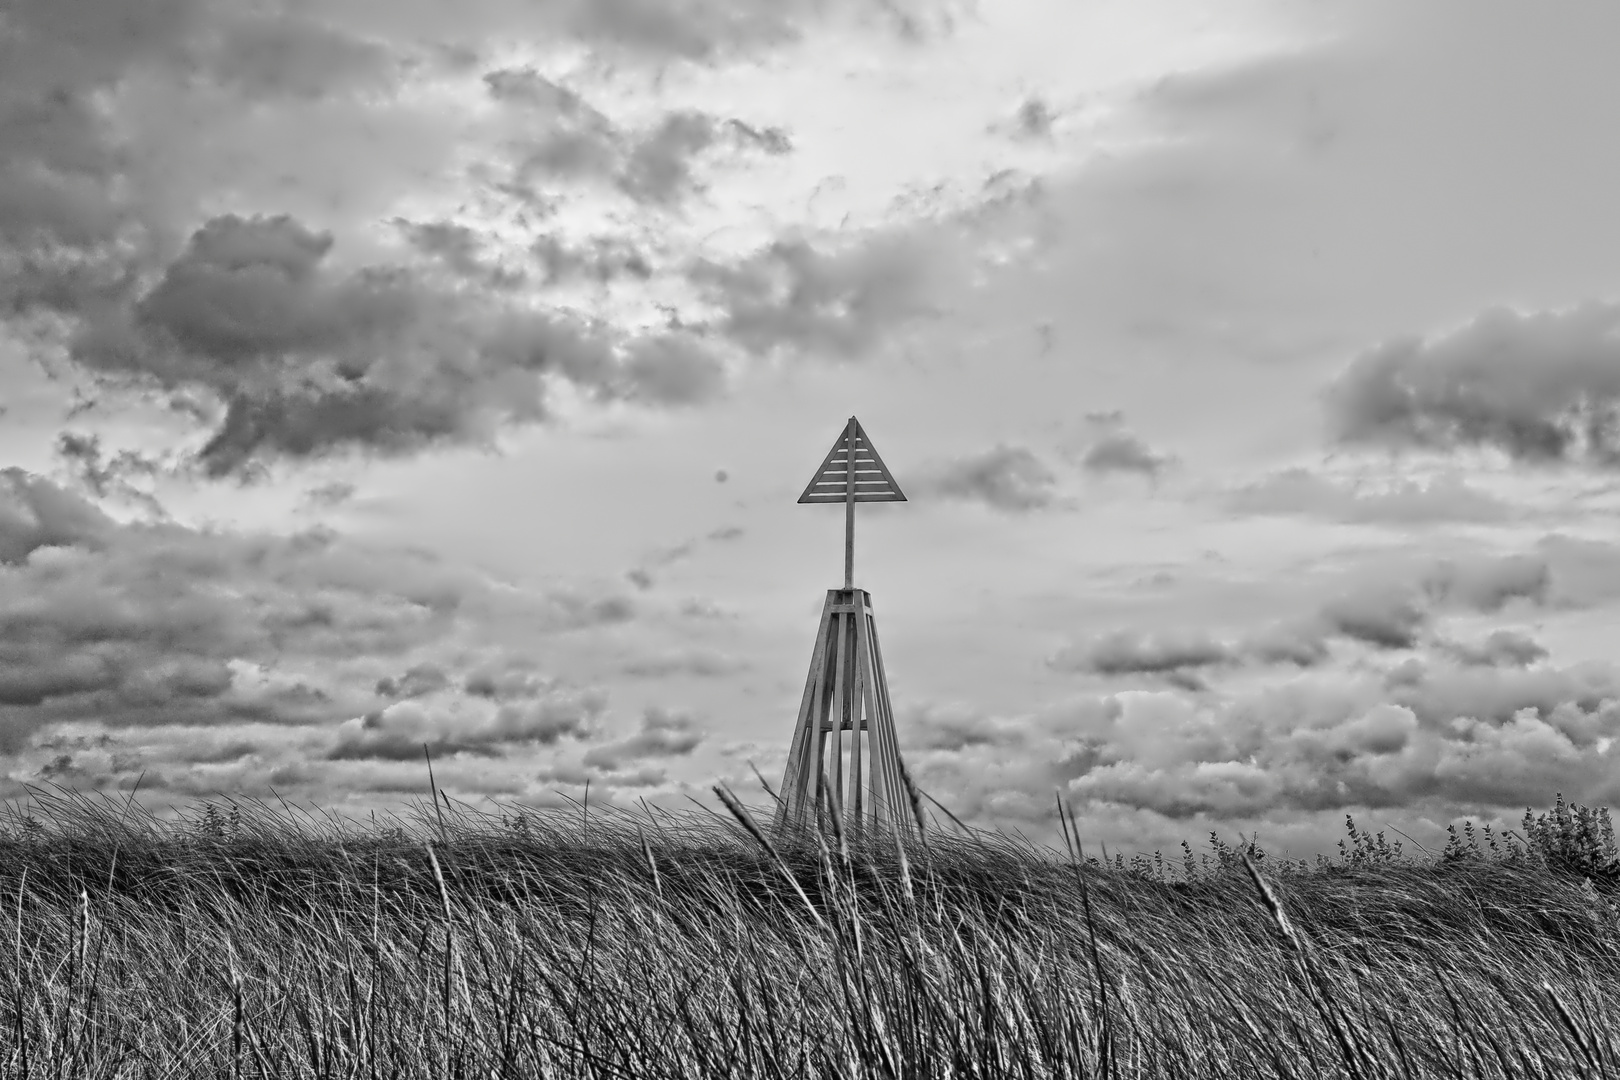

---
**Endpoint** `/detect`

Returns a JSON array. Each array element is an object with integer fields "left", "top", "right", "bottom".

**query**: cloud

[
  {"left": 626, "top": 524, "right": 746, "bottom": 590},
  {"left": 502, "top": 98, "right": 791, "bottom": 209},
  {"left": 1241, "top": 622, "right": 1333, "bottom": 668},
  {"left": 62, "top": 213, "right": 731, "bottom": 476},
  {"left": 1439, "top": 629, "right": 1548, "bottom": 668},
  {"left": 1054, "top": 657, "right": 1620, "bottom": 822},
  {"left": 1538, "top": 534, "right": 1620, "bottom": 608},
  {"left": 0, "top": 469, "right": 626, "bottom": 754},
  {"left": 1327, "top": 303, "right": 1620, "bottom": 466},
  {"left": 1050, "top": 545, "right": 1563, "bottom": 693},
  {"left": 374, "top": 663, "right": 451, "bottom": 700},
  {"left": 1048, "top": 629, "right": 1233, "bottom": 679},
  {"left": 1422, "top": 552, "right": 1550, "bottom": 612},
  {"left": 620, "top": 649, "right": 747, "bottom": 678},
  {"left": 53, "top": 433, "right": 167, "bottom": 516},
  {"left": 690, "top": 233, "right": 949, "bottom": 359},
  {"left": 2, "top": 1, "right": 952, "bottom": 478},
  {"left": 0, "top": 467, "right": 116, "bottom": 564},
  {"left": 1079, "top": 431, "right": 1174, "bottom": 477},
  {"left": 1317, "top": 586, "right": 1428, "bottom": 650},
  {"left": 915, "top": 444, "right": 1059, "bottom": 512},
  {"left": 326, "top": 688, "right": 605, "bottom": 761},
  {"left": 529, "top": 234, "right": 653, "bottom": 286},
  {"left": 1225, "top": 467, "right": 1516, "bottom": 526},
  {"left": 301, "top": 481, "right": 356, "bottom": 509},
  {"left": 901, "top": 702, "right": 1028, "bottom": 752},
  {"left": 581, "top": 707, "right": 704, "bottom": 770}
]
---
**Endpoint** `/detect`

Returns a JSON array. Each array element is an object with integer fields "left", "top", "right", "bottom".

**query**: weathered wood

[
  {"left": 797, "top": 417, "right": 906, "bottom": 504},
  {"left": 844, "top": 417, "right": 855, "bottom": 589},
  {"left": 778, "top": 418, "right": 914, "bottom": 838},
  {"left": 775, "top": 592, "right": 835, "bottom": 832},
  {"left": 775, "top": 587, "right": 915, "bottom": 839},
  {"left": 828, "top": 610, "right": 848, "bottom": 821}
]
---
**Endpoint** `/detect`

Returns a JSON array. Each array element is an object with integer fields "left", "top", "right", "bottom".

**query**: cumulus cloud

[
  {"left": 1055, "top": 658, "right": 1620, "bottom": 822},
  {"left": 374, "top": 663, "right": 451, "bottom": 700},
  {"left": 1225, "top": 467, "right": 1515, "bottom": 526},
  {"left": 1052, "top": 546, "right": 1567, "bottom": 694},
  {"left": 1317, "top": 586, "right": 1428, "bottom": 650},
  {"left": 1241, "top": 622, "right": 1333, "bottom": 668},
  {"left": 1079, "top": 431, "right": 1174, "bottom": 478},
  {"left": 53, "top": 433, "right": 167, "bottom": 516},
  {"left": 581, "top": 707, "right": 704, "bottom": 770},
  {"left": 900, "top": 702, "right": 1029, "bottom": 752},
  {"left": 1048, "top": 629, "right": 1233, "bottom": 679},
  {"left": 914, "top": 444, "right": 1059, "bottom": 512},
  {"left": 1327, "top": 303, "right": 1620, "bottom": 466},
  {"left": 690, "top": 234, "right": 948, "bottom": 359},
  {"left": 1439, "top": 629, "right": 1548, "bottom": 668},
  {"left": 0, "top": 1, "right": 953, "bottom": 478},
  {"left": 1422, "top": 552, "right": 1550, "bottom": 612},
  {"left": 621, "top": 649, "right": 747, "bottom": 678},
  {"left": 0, "top": 467, "right": 115, "bottom": 564},
  {"left": 65, "top": 213, "right": 729, "bottom": 477},
  {"left": 499, "top": 93, "right": 792, "bottom": 209},
  {"left": 326, "top": 687, "right": 605, "bottom": 761},
  {"left": 0, "top": 469, "right": 627, "bottom": 755}
]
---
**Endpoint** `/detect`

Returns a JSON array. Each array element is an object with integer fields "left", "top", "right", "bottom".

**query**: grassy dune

[{"left": 2, "top": 786, "right": 1618, "bottom": 1079}]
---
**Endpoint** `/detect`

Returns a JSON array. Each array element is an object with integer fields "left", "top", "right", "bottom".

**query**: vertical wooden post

[{"left": 843, "top": 416, "right": 856, "bottom": 589}]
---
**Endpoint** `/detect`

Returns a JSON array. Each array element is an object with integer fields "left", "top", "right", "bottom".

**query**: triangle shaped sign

[{"left": 798, "top": 417, "right": 906, "bottom": 504}]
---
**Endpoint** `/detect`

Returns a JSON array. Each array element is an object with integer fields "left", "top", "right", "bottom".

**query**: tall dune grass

[{"left": 2, "top": 783, "right": 1618, "bottom": 1078}]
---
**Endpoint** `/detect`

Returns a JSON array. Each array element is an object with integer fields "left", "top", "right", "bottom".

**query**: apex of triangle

[{"left": 798, "top": 416, "right": 906, "bottom": 504}]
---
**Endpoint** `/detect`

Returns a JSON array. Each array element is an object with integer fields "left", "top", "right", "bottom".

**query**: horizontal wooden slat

[{"left": 797, "top": 417, "right": 907, "bottom": 504}]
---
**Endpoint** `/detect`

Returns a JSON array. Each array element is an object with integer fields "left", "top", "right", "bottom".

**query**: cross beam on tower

[{"left": 776, "top": 417, "right": 914, "bottom": 839}]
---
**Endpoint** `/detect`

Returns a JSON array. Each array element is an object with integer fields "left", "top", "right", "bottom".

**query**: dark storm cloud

[
  {"left": 1328, "top": 303, "right": 1620, "bottom": 466},
  {"left": 581, "top": 707, "right": 704, "bottom": 770},
  {"left": 915, "top": 444, "right": 1059, "bottom": 512}
]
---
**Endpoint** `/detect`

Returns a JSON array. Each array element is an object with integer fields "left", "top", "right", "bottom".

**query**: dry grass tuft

[{"left": 1, "top": 784, "right": 1618, "bottom": 1078}]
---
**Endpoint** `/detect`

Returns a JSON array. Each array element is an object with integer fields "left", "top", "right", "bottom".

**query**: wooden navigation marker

[
  {"left": 776, "top": 418, "right": 914, "bottom": 839},
  {"left": 798, "top": 416, "right": 906, "bottom": 589}
]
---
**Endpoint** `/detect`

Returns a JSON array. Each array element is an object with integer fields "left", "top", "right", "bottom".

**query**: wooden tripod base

[{"left": 773, "top": 588, "right": 913, "bottom": 837}]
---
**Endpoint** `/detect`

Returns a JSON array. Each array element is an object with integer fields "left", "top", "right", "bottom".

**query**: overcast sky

[{"left": 4, "top": 0, "right": 1620, "bottom": 857}]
